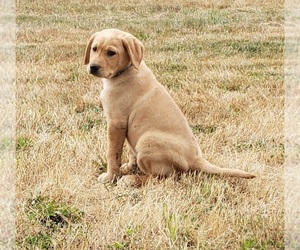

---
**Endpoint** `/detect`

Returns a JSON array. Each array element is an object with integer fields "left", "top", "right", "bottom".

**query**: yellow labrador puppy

[{"left": 84, "top": 28, "right": 255, "bottom": 186}]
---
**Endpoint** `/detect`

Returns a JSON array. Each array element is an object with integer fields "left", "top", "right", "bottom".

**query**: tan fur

[{"left": 84, "top": 28, "right": 256, "bottom": 186}]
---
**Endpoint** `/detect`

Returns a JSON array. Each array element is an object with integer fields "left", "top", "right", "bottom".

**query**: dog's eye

[
  {"left": 92, "top": 46, "right": 97, "bottom": 52},
  {"left": 107, "top": 50, "right": 116, "bottom": 57}
]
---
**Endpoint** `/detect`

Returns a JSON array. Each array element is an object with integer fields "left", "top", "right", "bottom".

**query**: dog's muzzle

[{"left": 89, "top": 64, "right": 100, "bottom": 75}]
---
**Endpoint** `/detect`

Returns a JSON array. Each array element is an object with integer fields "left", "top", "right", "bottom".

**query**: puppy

[{"left": 84, "top": 28, "right": 255, "bottom": 186}]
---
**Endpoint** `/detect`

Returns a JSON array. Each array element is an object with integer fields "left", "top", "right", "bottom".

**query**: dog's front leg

[{"left": 97, "top": 121, "right": 127, "bottom": 183}]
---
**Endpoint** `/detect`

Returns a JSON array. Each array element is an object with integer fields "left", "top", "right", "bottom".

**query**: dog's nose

[{"left": 89, "top": 64, "right": 100, "bottom": 74}]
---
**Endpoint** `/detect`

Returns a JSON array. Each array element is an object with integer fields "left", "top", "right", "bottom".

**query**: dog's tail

[{"left": 192, "top": 157, "right": 256, "bottom": 179}]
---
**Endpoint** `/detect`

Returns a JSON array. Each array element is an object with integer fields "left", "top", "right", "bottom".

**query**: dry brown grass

[{"left": 16, "top": 0, "right": 284, "bottom": 249}]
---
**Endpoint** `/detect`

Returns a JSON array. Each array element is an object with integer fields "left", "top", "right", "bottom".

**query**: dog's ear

[
  {"left": 122, "top": 35, "right": 144, "bottom": 69},
  {"left": 84, "top": 33, "right": 97, "bottom": 65}
]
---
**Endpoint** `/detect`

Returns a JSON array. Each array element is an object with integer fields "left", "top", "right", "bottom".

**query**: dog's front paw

[{"left": 97, "top": 172, "right": 115, "bottom": 183}]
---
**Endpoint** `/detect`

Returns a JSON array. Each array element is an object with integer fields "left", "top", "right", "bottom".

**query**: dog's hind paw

[
  {"left": 120, "top": 163, "right": 131, "bottom": 174},
  {"left": 117, "top": 175, "right": 141, "bottom": 187},
  {"left": 120, "top": 162, "right": 138, "bottom": 174},
  {"left": 117, "top": 175, "right": 150, "bottom": 187}
]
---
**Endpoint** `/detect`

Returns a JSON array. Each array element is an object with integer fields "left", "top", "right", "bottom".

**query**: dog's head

[{"left": 84, "top": 29, "right": 144, "bottom": 79}]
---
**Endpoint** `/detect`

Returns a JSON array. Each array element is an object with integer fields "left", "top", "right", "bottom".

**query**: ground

[{"left": 16, "top": 1, "right": 284, "bottom": 249}]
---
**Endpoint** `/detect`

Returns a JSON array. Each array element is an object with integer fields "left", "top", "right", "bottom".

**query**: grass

[
  {"left": 21, "top": 195, "right": 84, "bottom": 249},
  {"left": 16, "top": 0, "right": 284, "bottom": 249}
]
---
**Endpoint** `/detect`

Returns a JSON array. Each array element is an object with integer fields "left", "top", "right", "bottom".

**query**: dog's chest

[
  {"left": 100, "top": 79, "right": 129, "bottom": 118},
  {"left": 100, "top": 79, "right": 111, "bottom": 102},
  {"left": 99, "top": 80, "right": 110, "bottom": 112}
]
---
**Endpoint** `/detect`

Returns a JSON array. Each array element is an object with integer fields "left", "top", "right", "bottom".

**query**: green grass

[
  {"left": 241, "top": 238, "right": 284, "bottom": 250},
  {"left": 16, "top": 136, "right": 32, "bottom": 151},
  {"left": 18, "top": 195, "right": 84, "bottom": 249}
]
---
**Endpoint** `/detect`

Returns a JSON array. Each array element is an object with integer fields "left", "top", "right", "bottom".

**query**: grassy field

[{"left": 16, "top": 0, "right": 284, "bottom": 249}]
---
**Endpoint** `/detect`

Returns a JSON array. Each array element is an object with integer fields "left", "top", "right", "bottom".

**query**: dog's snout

[{"left": 89, "top": 64, "right": 100, "bottom": 74}]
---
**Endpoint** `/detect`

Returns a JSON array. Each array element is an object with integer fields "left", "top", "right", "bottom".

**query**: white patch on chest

[
  {"left": 102, "top": 79, "right": 110, "bottom": 90},
  {"left": 100, "top": 79, "right": 110, "bottom": 100},
  {"left": 99, "top": 79, "right": 112, "bottom": 118}
]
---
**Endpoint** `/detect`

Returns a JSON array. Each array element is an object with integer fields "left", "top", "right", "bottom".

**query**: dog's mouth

[
  {"left": 90, "top": 71, "right": 100, "bottom": 77},
  {"left": 88, "top": 63, "right": 132, "bottom": 79},
  {"left": 88, "top": 64, "right": 112, "bottom": 78}
]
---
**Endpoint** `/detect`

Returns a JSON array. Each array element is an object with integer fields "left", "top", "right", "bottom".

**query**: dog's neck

[{"left": 113, "top": 64, "right": 133, "bottom": 78}]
